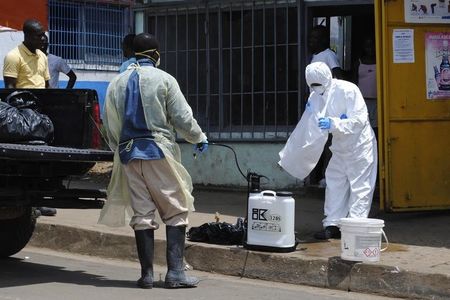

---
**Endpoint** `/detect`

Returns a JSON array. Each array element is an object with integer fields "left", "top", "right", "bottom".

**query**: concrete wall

[
  {"left": 180, "top": 142, "right": 304, "bottom": 190},
  {"left": 0, "top": 28, "right": 23, "bottom": 69}
]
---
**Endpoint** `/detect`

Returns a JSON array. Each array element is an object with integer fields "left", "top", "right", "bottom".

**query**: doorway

[{"left": 302, "top": 2, "right": 376, "bottom": 185}]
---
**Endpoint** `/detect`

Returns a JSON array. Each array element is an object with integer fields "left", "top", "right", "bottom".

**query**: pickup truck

[{"left": 0, "top": 89, "right": 113, "bottom": 258}]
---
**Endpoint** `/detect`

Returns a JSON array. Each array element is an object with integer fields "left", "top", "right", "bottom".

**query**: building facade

[{"left": 1, "top": 0, "right": 448, "bottom": 210}]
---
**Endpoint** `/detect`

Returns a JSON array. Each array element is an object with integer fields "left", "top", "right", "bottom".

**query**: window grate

[
  {"left": 146, "top": 0, "right": 300, "bottom": 141},
  {"left": 49, "top": 0, "right": 132, "bottom": 71}
]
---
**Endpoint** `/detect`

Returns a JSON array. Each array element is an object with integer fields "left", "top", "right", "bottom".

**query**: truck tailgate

[{"left": 0, "top": 143, "right": 113, "bottom": 162}]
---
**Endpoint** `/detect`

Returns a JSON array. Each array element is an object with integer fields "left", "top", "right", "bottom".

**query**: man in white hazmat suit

[
  {"left": 280, "top": 62, "right": 377, "bottom": 240},
  {"left": 101, "top": 33, "right": 208, "bottom": 289}
]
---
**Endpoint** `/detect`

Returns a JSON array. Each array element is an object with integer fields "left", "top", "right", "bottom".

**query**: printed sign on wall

[
  {"left": 393, "top": 29, "right": 415, "bottom": 63},
  {"left": 425, "top": 32, "right": 450, "bottom": 99},
  {"left": 405, "top": 0, "right": 450, "bottom": 23}
]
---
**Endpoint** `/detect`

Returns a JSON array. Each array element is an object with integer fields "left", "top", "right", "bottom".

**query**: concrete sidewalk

[{"left": 29, "top": 187, "right": 450, "bottom": 300}]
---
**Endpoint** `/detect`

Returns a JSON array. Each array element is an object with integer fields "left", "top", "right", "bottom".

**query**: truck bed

[{"left": 0, "top": 89, "right": 112, "bottom": 179}]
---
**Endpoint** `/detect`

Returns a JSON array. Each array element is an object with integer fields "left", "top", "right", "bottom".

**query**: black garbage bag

[
  {"left": 0, "top": 96, "right": 54, "bottom": 143},
  {"left": 187, "top": 217, "right": 245, "bottom": 245},
  {"left": 5, "top": 90, "right": 39, "bottom": 109}
]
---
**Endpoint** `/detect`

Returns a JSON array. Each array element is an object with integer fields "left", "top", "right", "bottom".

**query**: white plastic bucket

[{"left": 339, "top": 218, "right": 388, "bottom": 262}]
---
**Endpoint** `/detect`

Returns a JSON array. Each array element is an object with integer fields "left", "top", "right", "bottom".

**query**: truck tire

[{"left": 0, "top": 207, "right": 36, "bottom": 258}]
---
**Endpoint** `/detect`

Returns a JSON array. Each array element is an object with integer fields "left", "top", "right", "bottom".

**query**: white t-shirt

[
  {"left": 311, "top": 48, "right": 341, "bottom": 71},
  {"left": 48, "top": 53, "right": 71, "bottom": 88}
]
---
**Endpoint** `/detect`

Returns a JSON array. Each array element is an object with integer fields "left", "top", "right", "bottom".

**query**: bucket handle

[
  {"left": 261, "top": 190, "right": 276, "bottom": 197},
  {"left": 380, "top": 229, "right": 389, "bottom": 252}
]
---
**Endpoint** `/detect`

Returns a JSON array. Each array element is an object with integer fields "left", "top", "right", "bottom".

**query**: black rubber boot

[
  {"left": 134, "top": 229, "right": 154, "bottom": 289},
  {"left": 164, "top": 225, "right": 199, "bottom": 289},
  {"left": 314, "top": 226, "right": 341, "bottom": 240}
]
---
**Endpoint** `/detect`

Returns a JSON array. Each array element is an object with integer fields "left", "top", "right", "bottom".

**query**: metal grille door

[
  {"left": 49, "top": 0, "right": 132, "bottom": 70},
  {"left": 146, "top": 0, "right": 301, "bottom": 141}
]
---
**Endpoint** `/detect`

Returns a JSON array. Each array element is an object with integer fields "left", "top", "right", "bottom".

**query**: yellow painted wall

[{"left": 376, "top": 0, "right": 450, "bottom": 211}]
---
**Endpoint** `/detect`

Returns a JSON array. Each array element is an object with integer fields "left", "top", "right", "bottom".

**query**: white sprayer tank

[{"left": 246, "top": 190, "right": 296, "bottom": 252}]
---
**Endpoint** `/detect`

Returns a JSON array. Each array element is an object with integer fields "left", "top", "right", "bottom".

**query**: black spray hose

[
  {"left": 193, "top": 142, "right": 268, "bottom": 186},
  {"left": 193, "top": 142, "right": 247, "bottom": 180},
  {"left": 210, "top": 142, "right": 247, "bottom": 180}
]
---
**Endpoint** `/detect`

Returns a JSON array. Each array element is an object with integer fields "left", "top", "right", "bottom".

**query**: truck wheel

[{"left": 0, "top": 207, "right": 37, "bottom": 258}]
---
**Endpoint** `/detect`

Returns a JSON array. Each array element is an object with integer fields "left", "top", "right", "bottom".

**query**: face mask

[
  {"left": 311, "top": 85, "right": 326, "bottom": 95},
  {"left": 135, "top": 49, "right": 160, "bottom": 67}
]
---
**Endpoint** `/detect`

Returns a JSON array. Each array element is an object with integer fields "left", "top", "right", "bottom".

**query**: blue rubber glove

[
  {"left": 318, "top": 117, "right": 331, "bottom": 129},
  {"left": 340, "top": 113, "right": 348, "bottom": 119},
  {"left": 194, "top": 140, "right": 209, "bottom": 153}
]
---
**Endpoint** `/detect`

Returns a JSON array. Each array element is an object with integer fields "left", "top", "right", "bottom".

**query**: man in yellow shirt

[{"left": 3, "top": 19, "right": 50, "bottom": 88}]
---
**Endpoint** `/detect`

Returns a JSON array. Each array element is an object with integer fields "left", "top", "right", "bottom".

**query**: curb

[{"left": 30, "top": 223, "right": 450, "bottom": 300}]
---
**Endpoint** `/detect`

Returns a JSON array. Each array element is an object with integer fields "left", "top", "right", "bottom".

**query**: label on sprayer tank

[{"left": 251, "top": 208, "right": 281, "bottom": 232}]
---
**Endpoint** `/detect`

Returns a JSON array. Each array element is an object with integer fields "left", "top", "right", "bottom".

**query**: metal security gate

[
  {"left": 49, "top": 0, "right": 132, "bottom": 71},
  {"left": 143, "top": 0, "right": 302, "bottom": 141}
]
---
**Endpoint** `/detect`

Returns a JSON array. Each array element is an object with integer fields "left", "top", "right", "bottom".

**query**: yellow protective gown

[{"left": 98, "top": 63, "right": 207, "bottom": 227}]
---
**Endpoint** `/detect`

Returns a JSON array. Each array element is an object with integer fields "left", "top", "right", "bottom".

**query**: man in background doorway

[
  {"left": 41, "top": 35, "right": 77, "bottom": 89},
  {"left": 355, "top": 36, "right": 377, "bottom": 139},
  {"left": 119, "top": 33, "right": 136, "bottom": 73},
  {"left": 308, "top": 25, "right": 344, "bottom": 79}
]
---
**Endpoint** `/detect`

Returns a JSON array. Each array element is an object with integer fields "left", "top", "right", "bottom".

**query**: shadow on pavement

[{"left": 0, "top": 257, "right": 134, "bottom": 289}]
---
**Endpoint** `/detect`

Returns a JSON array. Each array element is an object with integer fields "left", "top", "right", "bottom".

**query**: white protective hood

[{"left": 305, "top": 61, "right": 332, "bottom": 93}]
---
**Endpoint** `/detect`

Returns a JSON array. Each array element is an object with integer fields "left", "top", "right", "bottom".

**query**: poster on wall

[
  {"left": 393, "top": 29, "right": 415, "bottom": 63},
  {"left": 425, "top": 32, "right": 450, "bottom": 100},
  {"left": 405, "top": 0, "right": 450, "bottom": 23}
]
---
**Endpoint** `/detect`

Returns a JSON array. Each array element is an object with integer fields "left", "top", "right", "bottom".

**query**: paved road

[{"left": 0, "top": 248, "right": 399, "bottom": 300}]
